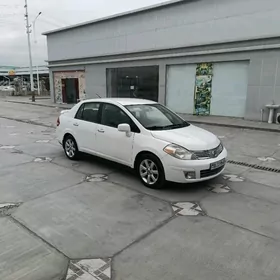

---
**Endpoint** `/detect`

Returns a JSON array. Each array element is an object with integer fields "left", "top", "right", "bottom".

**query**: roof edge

[{"left": 43, "top": 0, "right": 186, "bottom": 35}]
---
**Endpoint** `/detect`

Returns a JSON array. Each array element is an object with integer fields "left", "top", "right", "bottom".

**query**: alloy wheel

[
  {"left": 65, "top": 138, "right": 76, "bottom": 158},
  {"left": 139, "top": 159, "right": 159, "bottom": 185}
]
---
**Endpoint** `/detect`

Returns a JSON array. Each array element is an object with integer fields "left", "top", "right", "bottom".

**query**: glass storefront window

[{"left": 106, "top": 66, "right": 159, "bottom": 101}]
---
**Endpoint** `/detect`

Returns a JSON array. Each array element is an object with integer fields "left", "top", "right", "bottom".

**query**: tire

[
  {"left": 63, "top": 135, "right": 79, "bottom": 160},
  {"left": 136, "top": 153, "right": 166, "bottom": 189}
]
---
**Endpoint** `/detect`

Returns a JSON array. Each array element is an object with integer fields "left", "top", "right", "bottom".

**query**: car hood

[{"left": 151, "top": 125, "right": 220, "bottom": 151}]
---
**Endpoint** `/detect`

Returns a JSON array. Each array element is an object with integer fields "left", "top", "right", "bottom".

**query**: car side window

[
  {"left": 75, "top": 104, "right": 84, "bottom": 120},
  {"left": 75, "top": 102, "right": 101, "bottom": 123},
  {"left": 101, "top": 104, "right": 140, "bottom": 133}
]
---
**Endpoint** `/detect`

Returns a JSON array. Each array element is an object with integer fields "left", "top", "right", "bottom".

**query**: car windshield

[{"left": 125, "top": 104, "right": 190, "bottom": 131}]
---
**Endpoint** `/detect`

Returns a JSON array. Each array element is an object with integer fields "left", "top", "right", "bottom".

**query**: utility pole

[
  {"left": 33, "top": 12, "right": 42, "bottom": 96},
  {"left": 24, "top": 0, "right": 35, "bottom": 102}
]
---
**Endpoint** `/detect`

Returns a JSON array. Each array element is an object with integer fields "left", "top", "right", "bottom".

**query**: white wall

[
  {"left": 211, "top": 61, "right": 249, "bottom": 117},
  {"left": 47, "top": 0, "right": 280, "bottom": 62},
  {"left": 166, "top": 64, "right": 196, "bottom": 114}
]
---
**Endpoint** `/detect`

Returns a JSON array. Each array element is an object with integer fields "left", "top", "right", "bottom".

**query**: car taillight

[{"left": 57, "top": 117, "right": 60, "bottom": 127}]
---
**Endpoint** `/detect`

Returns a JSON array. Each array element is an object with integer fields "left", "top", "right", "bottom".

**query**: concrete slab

[
  {"left": 17, "top": 142, "right": 64, "bottom": 158},
  {"left": 273, "top": 150, "right": 280, "bottom": 160},
  {"left": 0, "top": 150, "right": 33, "bottom": 169},
  {"left": 13, "top": 181, "right": 172, "bottom": 259},
  {"left": 243, "top": 169, "right": 280, "bottom": 189},
  {"left": 0, "top": 162, "right": 85, "bottom": 202},
  {"left": 114, "top": 216, "right": 280, "bottom": 280},
  {"left": 223, "top": 163, "right": 251, "bottom": 175},
  {"left": 226, "top": 153, "right": 262, "bottom": 166},
  {"left": 108, "top": 170, "right": 212, "bottom": 202},
  {"left": 234, "top": 144, "right": 276, "bottom": 158},
  {"left": 0, "top": 217, "right": 67, "bottom": 280},
  {"left": 52, "top": 154, "right": 117, "bottom": 175},
  {"left": 0, "top": 133, "right": 35, "bottom": 146},
  {"left": 229, "top": 180, "right": 280, "bottom": 204},
  {"left": 258, "top": 158, "right": 280, "bottom": 169},
  {"left": 201, "top": 193, "right": 280, "bottom": 241}
]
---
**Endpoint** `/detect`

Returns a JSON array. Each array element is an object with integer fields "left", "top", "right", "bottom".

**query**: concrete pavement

[{"left": 0, "top": 102, "right": 280, "bottom": 280}]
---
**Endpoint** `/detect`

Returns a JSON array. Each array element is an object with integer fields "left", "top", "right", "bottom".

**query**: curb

[
  {"left": 5, "top": 100, "right": 70, "bottom": 110},
  {"left": 188, "top": 120, "right": 280, "bottom": 133},
  {"left": 0, "top": 115, "right": 55, "bottom": 128}
]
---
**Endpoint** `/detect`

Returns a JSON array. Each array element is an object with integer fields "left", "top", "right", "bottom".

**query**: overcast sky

[{"left": 0, "top": 0, "right": 167, "bottom": 67}]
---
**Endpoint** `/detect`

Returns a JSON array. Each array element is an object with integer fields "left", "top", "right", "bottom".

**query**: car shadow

[{"left": 78, "top": 153, "right": 213, "bottom": 202}]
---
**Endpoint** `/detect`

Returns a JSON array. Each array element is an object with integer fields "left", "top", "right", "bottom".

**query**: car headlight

[
  {"left": 163, "top": 144, "right": 197, "bottom": 160},
  {"left": 217, "top": 141, "right": 223, "bottom": 153}
]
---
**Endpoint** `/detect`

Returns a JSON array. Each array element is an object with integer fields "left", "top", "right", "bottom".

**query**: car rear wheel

[
  {"left": 63, "top": 135, "right": 79, "bottom": 160},
  {"left": 137, "top": 153, "right": 166, "bottom": 189}
]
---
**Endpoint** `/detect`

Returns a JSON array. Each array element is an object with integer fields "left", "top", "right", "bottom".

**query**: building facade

[{"left": 44, "top": 0, "right": 280, "bottom": 121}]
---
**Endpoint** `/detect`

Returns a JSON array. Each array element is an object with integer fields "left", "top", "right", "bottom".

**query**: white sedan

[{"left": 56, "top": 98, "right": 227, "bottom": 189}]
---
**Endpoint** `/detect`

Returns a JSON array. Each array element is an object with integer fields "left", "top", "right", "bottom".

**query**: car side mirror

[{"left": 118, "top": 123, "right": 131, "bottom": 137}]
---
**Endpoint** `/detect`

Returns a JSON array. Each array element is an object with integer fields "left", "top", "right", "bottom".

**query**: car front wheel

[
  {"left": 137, "top": 153, "right": 166, "bottom": 189},
  {"left": 63, "top": 135, "right": 79, "bottom": 160}
]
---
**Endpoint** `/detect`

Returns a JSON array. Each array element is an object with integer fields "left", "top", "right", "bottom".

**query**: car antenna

[{"left": 95, "top": 93, "right": 101, "bottom": 98}]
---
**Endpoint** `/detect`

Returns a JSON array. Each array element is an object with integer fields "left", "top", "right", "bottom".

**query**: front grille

[
  {"left": 192, "top": 143, "right": 223, "bottom": 160},
  {"left": 200, "top": 165, "right": 225, "bottom": 178}
]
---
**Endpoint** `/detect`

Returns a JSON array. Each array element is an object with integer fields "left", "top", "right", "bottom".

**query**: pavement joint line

[
  {"left": 61, "top": 259, "right": 71, "bottom": 280},
  {"left": 227, "top": 188, "right": 280, "bottom": 206},
  {"left": 0, "top": 116, "right": 55, "bottom": 128},
  {"left": 96, "top": 180, "right": 177, "bottom": 212},
  {"left": 112, "top": 215, "right": 177, "bottom": 259},
  {"left": 8, "top": 215, "right": 70, "bottom": 260},
  {"left": 205, "top": 214, "right": 278, "bottom": 242},
  {"left": 49, "top": 160, "right": 118, "bottom": 177},
  {"left": 103, "top": 178, "right": 173, "bottom": 205},
  {"left": 0, "top": 158, "right": 36, "bottom": 172},
  {"left": 20, "top": 181, "right": 85, "bottom": 205}
]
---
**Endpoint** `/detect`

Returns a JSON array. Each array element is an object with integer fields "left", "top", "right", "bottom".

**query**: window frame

[
  {"left": 100, "top": 103, "right": 140, "bottom": 133},
  {"left": 74, "top": 102, "right": 102, "bottom": 124}
]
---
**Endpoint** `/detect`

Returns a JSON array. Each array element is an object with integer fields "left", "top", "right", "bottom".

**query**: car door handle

[
  {"left": 98, "top": 129, "right": 105, "bottom": 133},
  {"left": 73, "top": 123, "right": 79, "bottom": 127}
]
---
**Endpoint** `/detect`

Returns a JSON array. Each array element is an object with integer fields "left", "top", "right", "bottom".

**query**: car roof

[{"left": 82, "top": 98, "right": 157, "bottom": 106}]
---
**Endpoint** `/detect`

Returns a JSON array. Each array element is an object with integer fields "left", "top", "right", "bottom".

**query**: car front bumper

[{"left": 162, "top": 148, "right": 227, "bottom": 183}]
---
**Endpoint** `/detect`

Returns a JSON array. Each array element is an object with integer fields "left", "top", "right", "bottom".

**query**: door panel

[
  {"left": 72, "top": 102, "right": 101, "bottom": 152},
  {"left": 63, "top": 78, "right": 79, "bottom": 104},
  {"left": 73, "top": 120, "right": 96, "bottom": 152},
  {"left": 95, "top": 103, "right": 135, "bottom": 165},
  {"left": 211, "top": 61, "right": 249, "bottom": 117},
  {"left": 166, "top": 64, "right": 196, "bottom": 114},
  {"left": 95, "top": 125, "right": 134, "bottom": 165}
]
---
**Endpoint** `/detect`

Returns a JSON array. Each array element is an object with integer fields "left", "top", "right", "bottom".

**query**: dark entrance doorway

[
  {"left": 106, "top": 66, "right": 159, "bottom": 101},
  {"left": 62, "top": 78, "right": 79, "bottom": 103}
]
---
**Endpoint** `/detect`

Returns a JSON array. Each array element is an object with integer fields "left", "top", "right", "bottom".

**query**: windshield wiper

[
  {"left": 146, "top": 125, "right": 166, "bottom": 131},
  {"left": 161, "top": 123, "right": 189, "bottom": 130},
  {"left": 146, "top": 123, "right": 188, "bottom": 131}
]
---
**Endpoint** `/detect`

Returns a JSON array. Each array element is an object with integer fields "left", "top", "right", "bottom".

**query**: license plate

[{"left": 210, "top": 158, "right": 226, "bottom": 170}]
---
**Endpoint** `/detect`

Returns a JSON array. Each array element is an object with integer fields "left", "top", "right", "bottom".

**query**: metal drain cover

[
  {"left": 34, "top": 157, "right": 52, "bottom": 163},
  {"left": 86, "top": 174, "right": 108, "bottom": 182},
  {"left": 172, "top": 202, "right": 204, "bottom": 216},
  {"left": 0, "top": 145, "right": 16, "bottom": 149},
  {"left": 208, "top": 183, "right": 231, "bottom": 193},
  {"left": 0, "top": 203, "right": 21, "bottom": 216}
]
